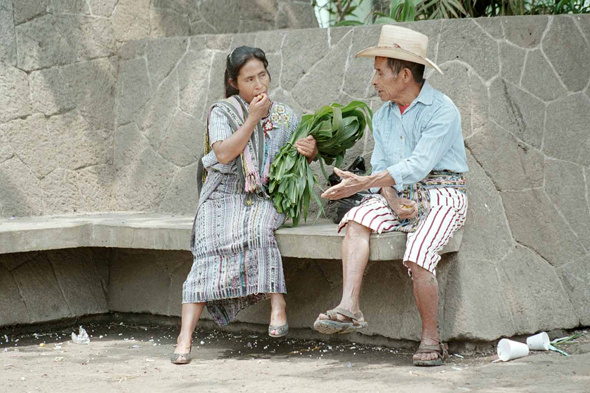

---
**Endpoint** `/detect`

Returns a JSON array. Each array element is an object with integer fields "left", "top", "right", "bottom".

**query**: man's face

[{"left": 371, "top": 57, "right": 403, "bottom": 102}]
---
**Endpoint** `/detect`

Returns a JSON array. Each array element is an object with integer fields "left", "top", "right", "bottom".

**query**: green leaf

[
  {"left": 374, "top": 16, "right": 399, "bottom": 24},
  {"left": 268, "top": 100, "right": 372, "bottom": 226},
  {"left": 334, "top": 20, "right": 364, "bottom": 26}
]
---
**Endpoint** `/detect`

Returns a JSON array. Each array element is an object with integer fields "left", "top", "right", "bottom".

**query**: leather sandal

[
  {"left": 313, "top": 307, "right": 368, "bottom": 335},
  {"left": 413, "top": 342, "right": 448, "bottom": 367}
]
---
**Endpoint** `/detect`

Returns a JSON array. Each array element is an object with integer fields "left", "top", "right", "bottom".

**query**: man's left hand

[
  {"left": 295, "top": 135, "right": 318, "bottom": 159},
  {"left": 321, "top": 168, "right": 367, "bottom": 200}
]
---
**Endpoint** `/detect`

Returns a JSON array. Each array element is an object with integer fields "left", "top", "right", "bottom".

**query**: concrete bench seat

[{"left": 0, "top": 213, "right": 463, "bottom": 259}]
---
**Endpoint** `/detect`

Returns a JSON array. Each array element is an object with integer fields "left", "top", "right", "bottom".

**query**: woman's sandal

[
  {"left": 170, "top": 345, "right": 192, "bottom": 365},
  {"left": 313, "top": 307, "right": 368, "bottom": 335},
  {"left": 268, "top": 322, "right": 289, "bottom": 338},
  {"left": 413, "top": 342, "right": 448, "bottom": 367}
]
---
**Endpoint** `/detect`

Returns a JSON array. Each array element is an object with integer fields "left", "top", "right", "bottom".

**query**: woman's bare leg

[
  {"left": 174, "top": 302, "right": 205, "bottom": 356},
  {"left": 269, "top": 293, "right": 287, "bottom": 335}
]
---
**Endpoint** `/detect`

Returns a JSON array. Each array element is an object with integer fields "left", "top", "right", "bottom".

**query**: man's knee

[
  {"left": 407, "top": 261, "right": 436, "bottom": 283},
  {"left": 345, "top": 221, "right": 371, "bottom": 241}
]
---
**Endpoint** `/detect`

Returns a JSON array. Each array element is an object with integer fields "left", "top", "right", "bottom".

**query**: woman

[{"left": 171, "top": 46, "right": 317, "bottom": 364}]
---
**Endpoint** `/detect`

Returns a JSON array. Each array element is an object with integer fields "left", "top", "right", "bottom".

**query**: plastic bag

[
  {"left": 327, "top": 156, "right": 372, "bottom": 224},
  {"left": 328, "top": 156, "right": 366, "bottom": 186},
  {"left": 71, "top": 326, "right": 90, "bottom": 345}
]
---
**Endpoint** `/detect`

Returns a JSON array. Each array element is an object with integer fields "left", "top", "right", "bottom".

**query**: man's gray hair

[{"left": 387, "top": 58, "right": 425, "bottom": 84}]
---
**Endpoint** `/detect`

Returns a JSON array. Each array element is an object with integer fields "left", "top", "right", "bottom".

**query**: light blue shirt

[{"left": 370, "top": 81, "right": 469, "bottom": 193}]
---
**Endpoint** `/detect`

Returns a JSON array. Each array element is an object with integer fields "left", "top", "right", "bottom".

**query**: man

[{"left": 314, "top": 25, "right": 469, "bottom": 367}]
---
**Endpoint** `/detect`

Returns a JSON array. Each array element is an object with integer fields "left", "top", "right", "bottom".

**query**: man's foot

[
  {"left": 314, "top": 307, "right": 367, "bottom": 335},
  {"left": 413, "top": 339, "right": 448, "bottom": 367},
  {"left": 171, "top": 334, "right": 192, "bottom": 365},
  {"left": 269, "top": 301, "right": 288, "bottom": 337}
]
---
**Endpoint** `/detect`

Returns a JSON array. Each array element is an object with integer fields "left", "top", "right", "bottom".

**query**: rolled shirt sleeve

[{"left": 369, "top": 112, "right": 390, "bottom": 194}]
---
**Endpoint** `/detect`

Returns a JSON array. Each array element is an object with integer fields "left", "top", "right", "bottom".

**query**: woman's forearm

[{"left": 212, "top": 117, "right": 258, "bottom": 164}]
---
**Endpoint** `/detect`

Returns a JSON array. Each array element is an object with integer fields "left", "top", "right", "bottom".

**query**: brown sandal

[
  {"left": 313, "top": 307, "right": 368, "bottom": 335},
  {"left": 413, "top": 342, "right": 448, "bottom": 367}
]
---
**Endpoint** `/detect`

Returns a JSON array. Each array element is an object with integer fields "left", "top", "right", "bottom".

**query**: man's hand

[
  {"left": 381, "top": 187, "right": 418, "bottom": 220},
  {"left": 295, "top": 135, "right": 318, "bottom": 160},
  {"left": 321, "top": 168, "right": 367, "bottom": 200},
  {"left": 391, "top": 198, "right": 418, "bottom": 220}
]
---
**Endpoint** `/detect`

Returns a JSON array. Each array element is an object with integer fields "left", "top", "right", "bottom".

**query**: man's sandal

[
  {"left": 170, "top": 345, "right": 192, "bottom": 365},
  {"left": 313, "top": 307, "right": 368, "bottom": 335},
  {"left": 413, "top": 342, "right": 448, "bottom": 367}
]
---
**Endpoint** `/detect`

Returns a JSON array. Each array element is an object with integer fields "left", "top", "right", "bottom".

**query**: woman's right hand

[{"left": 248, "top": 93, "right": 271, "bottom": 123}]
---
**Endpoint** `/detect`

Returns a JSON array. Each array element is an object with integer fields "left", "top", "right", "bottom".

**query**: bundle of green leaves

[{"left": 268, "top": 101, "right": 372, "bottom": 226}]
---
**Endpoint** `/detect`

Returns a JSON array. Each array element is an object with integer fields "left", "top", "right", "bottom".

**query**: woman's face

[{"left": 232, "top": 58, "right": 270, "bottom": 104}]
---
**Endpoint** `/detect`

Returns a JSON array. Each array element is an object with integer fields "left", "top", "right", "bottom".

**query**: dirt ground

[{"left": 1, "top": 321, "right": 589, "bottom": 393}]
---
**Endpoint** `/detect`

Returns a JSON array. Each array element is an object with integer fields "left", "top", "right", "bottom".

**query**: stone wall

[
  {"left": 0, "top": 0, "right": 316, "bottom": 217},
  {"left": 0, "top": 249, "right": 110, "bottom": 327},
  {"left": 1, "top": 14, "right": 589, "bottom": 341},
  {"left": 106, "top": 14, "right": 590, "bottom": 339}
]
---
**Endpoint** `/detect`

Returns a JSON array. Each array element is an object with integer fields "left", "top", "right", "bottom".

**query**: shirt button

[{"left": 399, "top": 135, "right": 403, "bottom": 140}]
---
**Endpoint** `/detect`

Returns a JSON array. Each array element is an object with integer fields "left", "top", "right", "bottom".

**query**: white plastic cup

[
  {"left": 526, "top": 332, "right": 550, "bottom": 351},
  {"left": 497, "top": 338, "right": 529, "bottom": 361}
]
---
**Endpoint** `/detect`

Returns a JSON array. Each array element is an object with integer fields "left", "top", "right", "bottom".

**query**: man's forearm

[
  {"left": 380, "top": 185, "right": 397, "bottom": 199},
  {"left": 321, "top": 169, "right": 396, "bottom": 200},
  {"left": 361, "top": 170, "right": 396, "bottom": 190}
]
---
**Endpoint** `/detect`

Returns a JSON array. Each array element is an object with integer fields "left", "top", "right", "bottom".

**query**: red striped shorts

[{"left": 338, "top": 187, "right": 468, "bottom": 275}]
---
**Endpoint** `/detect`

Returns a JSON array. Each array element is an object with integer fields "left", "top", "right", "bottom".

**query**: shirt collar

[
  {"left": 388, "top": 80, "right": 434, "bottom": 111},
  {"left": 415, "top": 80, "right": 434, "bottom": 106}
]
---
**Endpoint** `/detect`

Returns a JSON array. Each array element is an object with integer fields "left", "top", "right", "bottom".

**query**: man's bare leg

[
  {"left": 174, "top": 302, "right": 205, "bottom": 358},
  {"left": 318, "top": 221, "right": 371, "bottom": 321},
  {"left": 408, "top": 261, "right": 440, "bottom": 362}
]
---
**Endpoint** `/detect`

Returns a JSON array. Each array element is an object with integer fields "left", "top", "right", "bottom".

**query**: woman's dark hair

[
  {"left": 224, "top": 46, "right": 270, "bottom": 98},
  {"left": 387, "top": 58, "right": 425, "bottom": 84}
]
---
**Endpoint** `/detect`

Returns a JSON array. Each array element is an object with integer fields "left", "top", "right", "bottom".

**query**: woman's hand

[
  {"left": 248, "top": 93, "right": 271, "bottom": 123},
  {"left": 296, "top": 135, "right": 318, "bottom": 162}
]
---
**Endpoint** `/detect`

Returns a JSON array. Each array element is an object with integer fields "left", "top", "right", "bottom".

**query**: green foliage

[
  {"left": 269, "top": 101, "right": 373, "bottom": 226},
  {"left": 374, "top": 0, "right": 421, "bottom": 22},
  {"left": 420, "top": 0, "right": 468, "bottom": 19},
  {"left": 315, "top": 0, "right": 589, "bottom": 25},
  {"left": 312, "top": 0, "right": 368, "bottom": 26}
]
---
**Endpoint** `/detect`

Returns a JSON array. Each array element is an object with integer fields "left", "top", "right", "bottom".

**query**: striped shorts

[{"left": 338, "top": 187, "right": 468, "bottom": 275}]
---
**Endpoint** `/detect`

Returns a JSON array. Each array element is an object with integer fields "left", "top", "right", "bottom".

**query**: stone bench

[
  {"left": 0, "top": 212, "right": 465, "bottom": 337},
  {"left": 0, "top": 213, "right": 463, "bottom": 259}
]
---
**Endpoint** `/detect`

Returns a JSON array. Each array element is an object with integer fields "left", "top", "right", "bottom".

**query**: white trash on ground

[
  {"left": 527, "top": 332, "right": 550, "bottom": 351},
  {"left": 71, "top": 326, "right": 90, "bottom": 345},
  {"left": 497, "top": 338, "right": 529, "bottom": 361}
]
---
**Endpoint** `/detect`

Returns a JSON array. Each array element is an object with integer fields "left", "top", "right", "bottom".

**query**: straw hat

[{"left": 355, "top": 25, "right": 443, "bottom": 75}]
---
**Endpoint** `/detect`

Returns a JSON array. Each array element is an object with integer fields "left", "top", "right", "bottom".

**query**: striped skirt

[
  {"left": 183, "top": 173, "right": 286, "bottom": 326},
  {"left": 338, "top": 187, "right": 468, "bottom": 275}
]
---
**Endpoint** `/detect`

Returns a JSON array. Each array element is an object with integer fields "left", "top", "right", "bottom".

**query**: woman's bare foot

[
  {"left": 269, "top": 295, "right": 287, "bottom": 336},
  {"left": 172, "top": 333, "right": 192, "bottom": 360}
]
